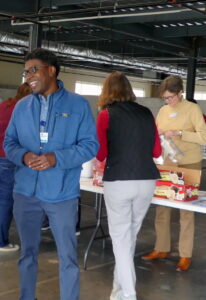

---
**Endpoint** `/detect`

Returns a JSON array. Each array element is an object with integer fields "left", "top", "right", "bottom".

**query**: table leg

[{"left": 83, "top": 193, "right": 108, "bottom": 269}]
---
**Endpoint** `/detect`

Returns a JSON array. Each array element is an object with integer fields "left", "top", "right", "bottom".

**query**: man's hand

[
  {"left": 23, "top": 152, "right": 56, "bottom": 170},
  {"left": 23, "top": 152, "right": 39, "bottom": 167}
]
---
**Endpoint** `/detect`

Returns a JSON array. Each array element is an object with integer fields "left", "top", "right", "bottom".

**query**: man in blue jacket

[{"left": 4, "top": 48, "right": 99, "bottom": 300}]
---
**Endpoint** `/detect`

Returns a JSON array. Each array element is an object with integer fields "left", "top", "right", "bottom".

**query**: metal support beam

[
  {"left": 28, "top": 23, "right": 42, "bottom": 51},
  {"left": 186, "top": 39, "right": 198, "bottom": 102},
  {"left": 28, "top": 0, "right": 42, "bottom": 51}
]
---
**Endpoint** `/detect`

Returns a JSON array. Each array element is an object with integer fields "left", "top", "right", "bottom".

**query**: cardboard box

[
  {"left": 156, "top": 164, "right": 201, "bottom": 185},
  {"left": 155, "top": 164, "right": 201, "bottom": 201}
]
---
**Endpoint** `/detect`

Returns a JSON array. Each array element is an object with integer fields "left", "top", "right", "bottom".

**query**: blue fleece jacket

[{"left": 4, "top": 80, "right": 99, "bottom": 202}]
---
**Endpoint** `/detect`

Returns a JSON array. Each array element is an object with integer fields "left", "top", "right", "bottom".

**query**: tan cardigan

[{"left": 156, "top": 99, "right": 206, "bottom": 165}]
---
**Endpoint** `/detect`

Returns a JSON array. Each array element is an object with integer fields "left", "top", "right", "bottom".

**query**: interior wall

[
  {"left": 82, "top": 96, "right": 163, "bottom": 120},
  {"left": 0, "top": 60, "right": 205, "bottom": 116},
  {"left": 197, "top": 101, "right": 206, "bottom": 115},
  {"left": 136, "top": 98, "right": 206, "bottom": 118},
  {"left": 136, "top": 98, "right": 206, "bottom": 117},
  {"left": 0, "top": 61, "right": 23, "bottom": 87},
  {"left": 59, "top": 67, "right": 152, "bottom": 95},
  {"left": 0, "top": 88, "right": 17, "bottom": 102},
  {"left": 136, "top": 97, "right": 163, "bottom": 117},
  {"left": 0, "top": 61, "right": 23, "bottom": 101},
  {"left": 83, "top": 95, "right": 98, "bottom": 120},
  {"left": 81, "top": 96, "right": 206, "bottom": 123}
]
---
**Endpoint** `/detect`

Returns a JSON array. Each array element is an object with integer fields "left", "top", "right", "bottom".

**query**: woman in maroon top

[
  {"left": 96, "top": 71, "right": 161, "bottom": 300},
  {"left": 0, "top": 82, "right": 31, "bottom": 252}
]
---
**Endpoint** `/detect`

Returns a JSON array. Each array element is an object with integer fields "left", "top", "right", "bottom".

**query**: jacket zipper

[{"left": 33, "top": 95, "right": 53, "bottom": 196}]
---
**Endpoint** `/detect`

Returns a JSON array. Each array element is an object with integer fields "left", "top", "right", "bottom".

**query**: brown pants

[{"left": 154, "top": 162, "right": 201, "bottom": 258}]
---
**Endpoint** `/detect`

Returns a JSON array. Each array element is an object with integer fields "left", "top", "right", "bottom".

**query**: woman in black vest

[{"left": 96, "top": 71, "right": 161, "bottom": 300}]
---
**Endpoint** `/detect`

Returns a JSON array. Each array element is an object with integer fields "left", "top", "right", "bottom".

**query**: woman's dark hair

[
  {"left": 25, "top": 48, "right": 60, "bottom": 77},
  {"left": 98, "top": 71, "right": 136, "bottom": 109},
  {"left": 159, "top": 75, "right": 184, "bottom": 97}
]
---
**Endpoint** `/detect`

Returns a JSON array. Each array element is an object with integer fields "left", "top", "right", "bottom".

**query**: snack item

[
  {"left": 154, "top": 181, "right": 186, "bottom": 201},
  {"left": 154, "top": 168, "right": 199, "bottom": 201},
  {"left": 166, "top": 188, "right": 176, "bottom": 201},
  {"left": 92, "top": 159, "right": 105, "bottom": 187},
  {"left": 185, "top": 185, "right": 199, "bottom": 201},
  {"left": 159, "top": 169, "right": 184, "bottom": 184}
]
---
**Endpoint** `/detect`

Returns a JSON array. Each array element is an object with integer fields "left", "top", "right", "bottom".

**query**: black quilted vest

[{"left": 103, "top": 101, "right": 160, "bottom": 181}]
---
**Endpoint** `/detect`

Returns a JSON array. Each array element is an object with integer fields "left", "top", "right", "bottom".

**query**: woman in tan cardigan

[{"left": 142, "top": 75, "right": 206, "bottom": 271}]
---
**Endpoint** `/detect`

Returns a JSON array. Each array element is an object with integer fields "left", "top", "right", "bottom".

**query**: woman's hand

[{"left": 163, "top": 130, "right": 181, "bottom": 139}]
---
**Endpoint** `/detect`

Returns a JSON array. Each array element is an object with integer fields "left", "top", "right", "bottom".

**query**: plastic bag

[{"left": 159, "top": 135, "right": 184, "bottom": 164}]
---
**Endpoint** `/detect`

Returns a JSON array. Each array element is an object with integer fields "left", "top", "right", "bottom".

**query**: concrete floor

[{"left": 1, "top": 167, "right": 206, "bottom": 300}]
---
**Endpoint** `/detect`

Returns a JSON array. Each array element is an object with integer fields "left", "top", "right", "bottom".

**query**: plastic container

[{"left": 81, "top": 159, "right": 94, "bottom": 178}]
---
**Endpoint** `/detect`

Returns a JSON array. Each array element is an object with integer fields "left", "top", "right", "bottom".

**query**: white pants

[{"left": 104, "top": 180, "right": 156, "bottom": 297}]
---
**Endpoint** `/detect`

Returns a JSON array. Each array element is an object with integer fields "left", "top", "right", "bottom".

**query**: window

[
  {"left": 194, "top": 92, "right": 206, "bottom": 101},
  {"left": 75, "top": 81, "right": 102, "bottom": 96},
  {"left": 75, "top": 81, "right": 145, "bottom": 98},
  {"left": 133, "top": 88, "right": 145, "bottom": 97},
  {"left": 183, "top": 92, "right": 206, "bottom": 101}
]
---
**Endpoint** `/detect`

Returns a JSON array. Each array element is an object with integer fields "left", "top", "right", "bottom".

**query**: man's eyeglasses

[
  {"left": 22, "top": 65, "right": 49, "bottom": 77},
  {"left": 162, "top": 94, "right": 177, "bottom": 102}
]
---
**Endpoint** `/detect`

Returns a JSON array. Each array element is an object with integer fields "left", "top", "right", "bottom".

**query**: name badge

[
  {"left": 40, "top": 132, "right": 48, "bottom": 143},
  {"left": 169, "top": 112, "right": 177, "bottom": 117}
]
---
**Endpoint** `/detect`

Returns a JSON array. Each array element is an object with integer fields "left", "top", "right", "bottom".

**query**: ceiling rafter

[
  {"left": 1, "top": 0, "right": 206, "bottom": 79},
  {"left": 6, "top": 0, "right": 205, "bottom": 19}
]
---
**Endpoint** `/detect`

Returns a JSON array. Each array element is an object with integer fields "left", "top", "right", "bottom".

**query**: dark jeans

[
  {"left": 42, "top": 198, "right": 81, "bottom": 231},
  {"left": 0, "top": 157, "right": 15, "bottom": 247},
  {"left": 14, "top": 194, "right": 80, "bottom": 300}
]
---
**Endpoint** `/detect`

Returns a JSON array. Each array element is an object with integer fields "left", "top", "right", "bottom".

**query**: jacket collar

[{"left": 33, "top": 79, "right": 65, "bottom": 103}]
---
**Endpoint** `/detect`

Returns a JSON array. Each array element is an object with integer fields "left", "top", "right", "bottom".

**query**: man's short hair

[{"left": 25, "top": 48, "right": 60, "bottom": 77}]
